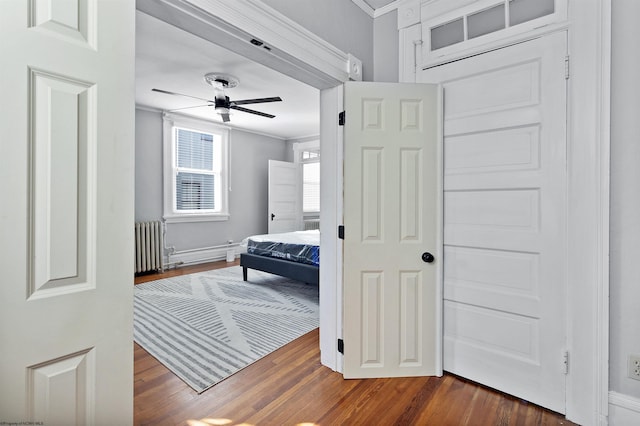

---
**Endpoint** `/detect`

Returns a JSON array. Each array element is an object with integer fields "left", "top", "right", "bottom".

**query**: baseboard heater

[
  {"left": 135, "top": 221, "right": 164, "bottom": 273},
  {"left": 303, "top": 219, "right": 320, "bottom": 230}
]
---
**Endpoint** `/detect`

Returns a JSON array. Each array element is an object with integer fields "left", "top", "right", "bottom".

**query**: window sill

[{"left": 164, "top": 213, "right": 230, "bottom": 224}]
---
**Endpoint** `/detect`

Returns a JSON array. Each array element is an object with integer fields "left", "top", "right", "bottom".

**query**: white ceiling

[{"left": 135, "top": 11, "right": 320, "bottom": 140}]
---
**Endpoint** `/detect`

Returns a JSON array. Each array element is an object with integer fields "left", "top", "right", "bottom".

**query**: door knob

[
  {"left": 422, "top": 252, "right": 435, "bottom": 263},
  {"left": 271, "top": 213, "right": 275, "bottom": 221}
]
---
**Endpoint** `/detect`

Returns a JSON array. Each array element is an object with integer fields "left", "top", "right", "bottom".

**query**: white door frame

[{"left": 135, "top": 1, "right": 610, "bottom": 424}]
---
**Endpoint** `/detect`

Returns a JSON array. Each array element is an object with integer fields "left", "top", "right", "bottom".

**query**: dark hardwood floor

[{"left": 134, "top": 261, "right": 574, "bottom": 426}]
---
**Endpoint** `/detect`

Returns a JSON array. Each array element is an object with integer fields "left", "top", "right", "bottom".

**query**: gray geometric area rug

[{"left": 133, "top": 266, "right": 319, "bottom": 393}]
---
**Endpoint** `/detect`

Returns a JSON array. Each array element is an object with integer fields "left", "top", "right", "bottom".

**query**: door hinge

[
  {"left": 412, "top": 39, "right": 423, "bottom": 71},
  {"left": 565, "top": 55, "right": 570, "bottom": 79},
  {"left": 563, "top": 351, "right": 569, "bottom": 374},
  {"left": 338, "top": 111, "right": 345, "bottom": 126},
  {"left": 338, "top": 225, "right": 344, "bottom": 240},
  {"left": 338, "top": 338, "right": 344, "bottom": 354}
]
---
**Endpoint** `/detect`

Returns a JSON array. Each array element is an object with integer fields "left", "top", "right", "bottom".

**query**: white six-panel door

[
  {"left": 342, "top": 82, "right": 442, "bottom": 378},
  {"left": 0, "top": 1, "right": 135, "bottom": 424},
  {"left": 419, "top": 33, "right": 568, "bottom": 412},
  {"left": 268, "top": 160, "right": 302, "bottom": 233}
]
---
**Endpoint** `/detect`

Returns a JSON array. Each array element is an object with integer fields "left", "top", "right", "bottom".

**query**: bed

[{"left": 240, "top": 230, "right": 319, "bottom": 285}]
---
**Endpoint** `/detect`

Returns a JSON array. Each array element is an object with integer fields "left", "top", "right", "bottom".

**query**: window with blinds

[
  {"left": 175, "top": 128, "right": 217, "bottom": 211},
  {"left": 162, "top": 114, "right": 229, "bottom": 222},
  {"left": 303, "top": 161, "right": 320, "bottom": 213}
]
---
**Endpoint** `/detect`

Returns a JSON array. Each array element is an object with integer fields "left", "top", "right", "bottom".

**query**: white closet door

[{"left": 419, "top": 32, "right": 568, "bottom": 412}]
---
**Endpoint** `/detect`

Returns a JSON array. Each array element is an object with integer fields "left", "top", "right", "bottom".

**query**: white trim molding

[
  {"left": 137, "top": 0, "right": 360, "bottom": 89},
  {"left": 319, "top": 86, "right": 344, "bottom": 372},
  {"left": 609, "top": 392, "right": 640, "bottom": 425},
  {"left": 351, "top": 0, "right": 375, "bottom": 18},
  {"left": 352, "top": 0, "right": 407, "bottom": 18},
  {"left": 565, "top": 1, "right": 611, "bottom": 424},
  {"left": 398, "top": 1, "right": 421, "bottom": 29}
]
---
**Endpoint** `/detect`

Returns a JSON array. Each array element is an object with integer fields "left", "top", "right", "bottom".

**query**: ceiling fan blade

[
  {"left": 220, "top": 112, "right": 231, "bottom": 122},
  {"left": 168, "top": 104, "right": 213, "bottom": 112},
  {"left": 152, "top": 88, "right": 214, "bottom": 103},
  {"left": 230, "top": 105, "right": 276, "bottom": 119},
  {"left": 230, "top": 96, "right": 282, "bottom": 106}
]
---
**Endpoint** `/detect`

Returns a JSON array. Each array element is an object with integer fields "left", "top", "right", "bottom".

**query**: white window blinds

[
  {"left": 175, "top": 128, "right": 218, "bottom": 211},
  {"left": 303, "top": 161, "right": 320, "bottom": 212}
]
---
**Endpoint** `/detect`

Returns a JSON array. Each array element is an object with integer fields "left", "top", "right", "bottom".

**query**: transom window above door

[{"left": 423, "top": 0, "right": 567, "bottom": 63}]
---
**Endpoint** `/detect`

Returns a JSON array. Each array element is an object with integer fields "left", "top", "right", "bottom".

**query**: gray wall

[
  {"left": 135, "top": 109, "right": 163, "bottom": 221},
  {"left": 610, "top": 0, "right": 640, "bottom": 400},
  {"left": 261, "top": 0, "right": 375, "bottom": 81},
  {"left": 373, "top": 10, "right": 399, "bottom": 82},
  {"left": 135, "top": 108, "right": 288, "bottom": 251}
]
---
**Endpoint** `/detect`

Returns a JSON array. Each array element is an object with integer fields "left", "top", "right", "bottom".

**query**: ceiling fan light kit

[{"left": 153, "top": 72, "right": 282, "bottom": 123}]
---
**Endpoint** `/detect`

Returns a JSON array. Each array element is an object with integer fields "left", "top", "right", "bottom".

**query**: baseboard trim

[
  {"left": 609, "top": 391, "right": 640, "bottom": 425},
  {"left": 169, "top": 245, "right": 240, "bottom": 266}
]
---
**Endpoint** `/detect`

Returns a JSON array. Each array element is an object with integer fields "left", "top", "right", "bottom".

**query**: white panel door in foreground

[{"left": 342, "top": 82, "right": 442, "bottom": 379}]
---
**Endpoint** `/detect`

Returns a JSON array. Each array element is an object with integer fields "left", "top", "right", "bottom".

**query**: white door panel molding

[
  {"left": 420, "top": 32, "right": 568, "bottom": 414},
  {"left": 0, "top": 0, "right": 135, "bottom": 423},
  {"left": 342, "top": 81, "right": 443, "bottom": 378}
]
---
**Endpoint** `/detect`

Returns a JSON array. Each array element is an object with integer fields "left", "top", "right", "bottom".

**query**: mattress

[{"left": 243, "top": 230, "right": 320, "bottom": 267}]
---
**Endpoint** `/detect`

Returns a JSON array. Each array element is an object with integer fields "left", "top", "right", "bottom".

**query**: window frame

[
  {"left": 163, "top": 113, "right": 230, "bottom": 223},
  {"left": 302, "top": 161, "right": 320, "bottom": 214},
  {"left": 293, "top": 140, "right": 320, "bottom": 217},
  {"left": 422, "top": 0, "right": 568, "bottom": 66}
]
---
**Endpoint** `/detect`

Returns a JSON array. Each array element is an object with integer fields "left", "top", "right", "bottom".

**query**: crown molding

[
  {"left": 137, "top": 0, "right": 358, "bottom": 89},
  {"left": 351, "top": 0, "right": 375, "bottom": 17},
  {"left": 351, "top": 0, "right": 406, "bottom": 18},
  {"left": 374, "top": 0, "right": 403, "bottom": 18}
]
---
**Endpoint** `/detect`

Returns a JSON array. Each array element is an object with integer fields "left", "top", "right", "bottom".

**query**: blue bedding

[{"left": 245, "top": 230, "right": 320, "bottom": 267}]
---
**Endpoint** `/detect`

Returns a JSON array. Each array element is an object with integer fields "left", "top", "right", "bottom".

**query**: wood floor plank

[{"left": 134, "top": 261, "right": 575, "bottom": 426}]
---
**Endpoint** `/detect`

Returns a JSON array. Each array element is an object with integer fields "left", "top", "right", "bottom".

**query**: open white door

[
  {"left": 342, "top": 82, "right": 442, "bottom": 378},
  {"left": 268, "top": 160, "right": 302, "bottom": 233},
  {"left": 0, "top": 1, "right": 135, "bottom": 424}
]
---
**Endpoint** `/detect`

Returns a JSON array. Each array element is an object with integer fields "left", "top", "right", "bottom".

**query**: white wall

[
  {"left": 610, "top": 0, "right": 640, "bottom": 404},
  {"left": 134, "top": 108, "right": 289, "bottom": 251}
]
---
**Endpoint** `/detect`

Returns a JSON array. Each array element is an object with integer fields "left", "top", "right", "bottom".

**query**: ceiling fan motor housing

[{"left": 214, "top": 95, "right": 231, "bottom": 109}]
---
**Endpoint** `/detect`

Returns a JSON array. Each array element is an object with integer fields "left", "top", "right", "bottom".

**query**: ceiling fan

[{"left": 152, "top": 72, "right": 282, "bottom": 123}]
